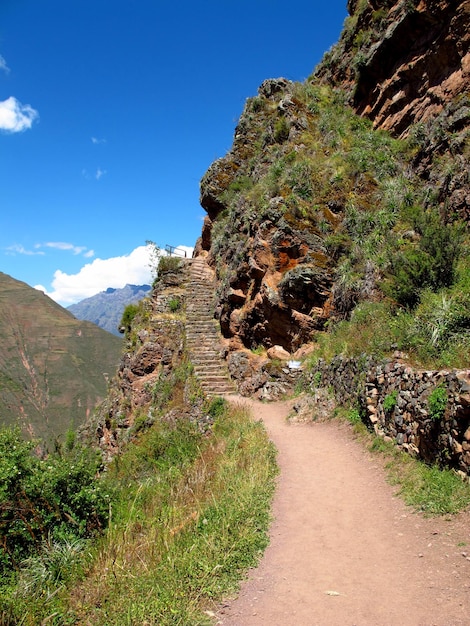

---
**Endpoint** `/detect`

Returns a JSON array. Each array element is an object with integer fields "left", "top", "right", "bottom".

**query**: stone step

[
  {"left": 191, "top": 363, "right": 228, "bottom": 371},
  {"left": 186, "top": 257, "right": 236, "bottom": 397}
]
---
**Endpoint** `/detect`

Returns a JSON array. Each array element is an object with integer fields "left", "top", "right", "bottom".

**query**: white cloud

[
  {"left": 91, "top": 136, "right": 106, "bottom": 144},
  {"left": 0, "top": 56, "right": 10, "bottom": 74},
  {"left": 42, "top": 241, "right": 89, "bottom": 255},
  {"left": 6, "top": 243, "right": 44, "bottom": 256},
  {"left": 0, "top": 96, "right": 39, "bottom": 133},
  {"left": 36, "top": 244, "right": 194, "bottom": 305},
  {"left": 95, "top": 167, "right": 106, "bottom": 180}
]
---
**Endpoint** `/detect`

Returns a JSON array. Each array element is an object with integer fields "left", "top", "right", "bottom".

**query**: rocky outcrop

[
  {"left": 314, "top": 0, "right": 470, "bottom": 220},
  {"left": 196, "top": 0, "right": 469, "bottom": 360},
  {"left": 315, "top": 0, "right": 469, "bottom": 137},
  {"left": 198, "top": 78, "right": 336, "bottom": 353},
  {"left": 89, "top": 273, "right": 188, "bottom": 459}
]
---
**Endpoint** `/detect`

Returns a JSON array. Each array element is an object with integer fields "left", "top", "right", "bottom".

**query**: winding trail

[{"left": 216, "top": 397, "right": 470, "bottom": 626}]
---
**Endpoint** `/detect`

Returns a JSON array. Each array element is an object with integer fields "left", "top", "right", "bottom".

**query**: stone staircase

[{"left": 185, "top": 257, "right": 236, "bottom": 397}]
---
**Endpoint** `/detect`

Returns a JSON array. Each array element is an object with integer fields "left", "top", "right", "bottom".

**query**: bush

[
  {"left": 385, "top": 211, "right": 464, "bottom": 308},
  {"left": 0, "top": 427, "right": 110, "bottom": 575},
  {"left": 157, "top": 255, "right": 183, "bottom": 276},
  {"left": 120, "top": 303, "right": 139, "bottom": 334},
  {"left": 273, "top": 117, "right": 289, "bottom": 143},
  {"left": 428, "top": 386, "right": 447, "bottom": 421},
  {"left": 383, "top": 390, "right": 398, "bottom": 413},
  {"left": 168, "top": 297, "right": 181, "bottom": 312}
]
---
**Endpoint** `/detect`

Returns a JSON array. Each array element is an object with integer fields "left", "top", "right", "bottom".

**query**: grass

[
  {"left": 45, "top": 401, "right": 277, "bottom": 626},
  {"left": 344, "top": 418, "right": 470, "bottom": 516},
  {"left": 307, "top": 275, "right": 470, "bottom": 369},
  {"left": 1, "top": 400, "right": 277, "bottom": 624}
]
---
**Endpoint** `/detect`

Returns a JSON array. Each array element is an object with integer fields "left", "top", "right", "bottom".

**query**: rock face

[
  {"left": 198, "top": 79, "right": 336, "bottom": 353},
  {"left": 316, "top": 0, "right": 469, "bottom": 137},
  {"left": 196, "top": 0, "right": 469, "bottom": 356},
  {"left": 314, "top": 0, "right": 470, "bottom": 220}
]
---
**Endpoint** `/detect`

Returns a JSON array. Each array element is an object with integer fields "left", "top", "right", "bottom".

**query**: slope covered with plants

[
  {"left": 1, "top": 1, "right": 468, "bottom": 622},
  {"left": 0, "top": 260, "right": 277, "bottom": 625},
  {"left": 0, "top": 273, "right": 122, "bottom": 442},
  {"left": 197, "top": 0, "right": 469, "bottom": 367}
]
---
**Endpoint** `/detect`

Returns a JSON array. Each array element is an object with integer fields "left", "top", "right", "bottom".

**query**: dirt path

[{"left": 216, "top": 397, "right": 470, "bottom": 626}]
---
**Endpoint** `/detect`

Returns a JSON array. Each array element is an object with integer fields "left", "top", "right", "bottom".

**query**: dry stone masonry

[{"left": 308, "top": 355, "right": 470, "bottom": 477}]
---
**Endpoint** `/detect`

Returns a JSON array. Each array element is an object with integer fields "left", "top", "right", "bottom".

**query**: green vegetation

[
  {"left": 157, "top": 255, "right": 183, "bottom": 277},
  {"left": 384, "top": 444, "right": 470, "bottom": 515},
  {"left": 307, "top": 272, "right": 470, "bottom": 369},
  {"left": 428, "top": 385, "right": 448, "bottom": 421},
  {"left": 383, "top": 391, "right": 398, "bottom": 413},
  {"left": 168, "top": 296, "right": 181, "bottom": 312},
  {"left": 383, "top": 209, "right": 464, "bottom": 308},
  {"left": 0, "top": 427, "right": 108, "bottom": 571},
  {"left": 0, "top": 399, "right": 277, "bottom": 625},
  {"left": 120, "top": 302, "right": 140, "bottom": 335},
  {"left": 0, "top": 427, "right": 110, "bottom": 621},
  {"left": 346, "top": 408, "right": 362, "bottom": 425}
]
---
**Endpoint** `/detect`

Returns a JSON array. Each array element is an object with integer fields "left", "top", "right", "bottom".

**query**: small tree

[{"left": 146, "top": 240, "right": 161, "bottom": 281}]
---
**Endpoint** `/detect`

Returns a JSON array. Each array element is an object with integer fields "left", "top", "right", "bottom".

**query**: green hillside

[{"left": 0, "top": 273, "right": 122, "bottom": 442}]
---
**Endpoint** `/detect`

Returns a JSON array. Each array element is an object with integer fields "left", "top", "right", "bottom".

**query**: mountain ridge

[{"left": 68, "top": 283, "right": 151, "bottom": 336}]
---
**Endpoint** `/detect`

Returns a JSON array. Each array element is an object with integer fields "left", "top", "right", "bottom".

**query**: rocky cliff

[
  {"left": 316, "top": 0, "right": 469, "bottom": 137},
  {"left": 89, "top": 0, "right": 469, "bottom": 467},
  {"left": 196, "top": 0, "right": 469, "bottom": 358},
  {"left": 314, "top": 0, "right": 470, "bottom": 221}
]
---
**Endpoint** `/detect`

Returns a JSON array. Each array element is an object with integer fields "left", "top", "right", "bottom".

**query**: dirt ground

[{"left": 216, "top": 397, "right": 470, "bottom": 626}]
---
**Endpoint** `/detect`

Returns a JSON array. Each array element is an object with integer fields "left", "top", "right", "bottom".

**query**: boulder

[{"left": 267, "top": 345, "right": 291, "bottom": 361}]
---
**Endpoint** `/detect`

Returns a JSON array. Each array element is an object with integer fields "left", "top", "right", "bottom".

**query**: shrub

[
  {"left": 207, "top": 396, "right": 228, "bottom": 420},
  {"left": 0, "top": 427, "right": 110, "bottom": 575},
  {"left": 428, "top": 385, "right": 447, "bottom": 421},
  {"left": 157, "top": 255, "right": 183, "bottom": 276},
  {"left": 168, "top": 297, "right": 181, "bottom": 312},
  {"left": 383, "top": 390, "right": 398, "bottom": 412},
  {"left": 120, "top": 303, "right": 139, "bottom": 334},
  {"left": 385, "top": 210, "right": 464, "bottom": 308},
  {"left": 273, "top": 117, "right": 289, "bottom": 143}
]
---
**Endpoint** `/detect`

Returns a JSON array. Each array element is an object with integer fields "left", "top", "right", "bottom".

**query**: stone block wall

[{"left": 307, "top": 356, "right": 470, "bottom": 478}]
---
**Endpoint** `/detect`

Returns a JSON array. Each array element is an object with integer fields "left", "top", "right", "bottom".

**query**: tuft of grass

[
  {"left": 428, "top": 385, "right": 448, "bottom": 421},
  {"left": 367, "top": 435, "right": 470, "bottom": 516},
  {"left": 388, "top": 457, "right": 470, "bottom": 515}
]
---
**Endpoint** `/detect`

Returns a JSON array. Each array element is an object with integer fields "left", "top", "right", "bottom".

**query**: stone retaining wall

[{"left": 307, "top": 356, "right": 470, "bottom": 478}]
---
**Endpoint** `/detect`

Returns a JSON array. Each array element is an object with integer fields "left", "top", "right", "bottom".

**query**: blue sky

[{"left": 0, "top": 0, "right": 347, "bottom": 306}]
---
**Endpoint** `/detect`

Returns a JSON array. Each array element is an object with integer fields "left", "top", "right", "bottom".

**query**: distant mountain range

[
  {"left": 0, "top": 272, "right": 123, "bottom": 442},
  {"left": 68, "top": 284, "right": 152, "bottom": 336}
]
